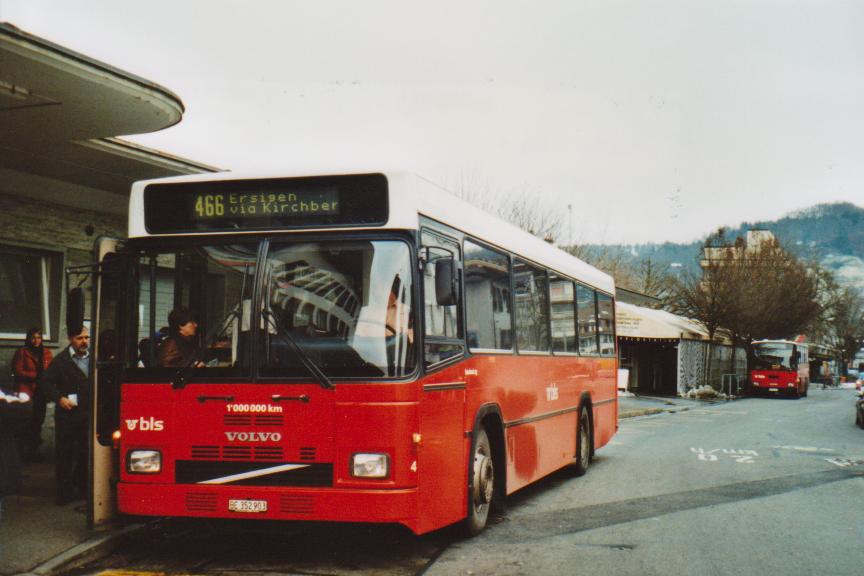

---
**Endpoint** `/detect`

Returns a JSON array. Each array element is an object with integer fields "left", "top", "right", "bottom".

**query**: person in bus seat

[
  {"left": 11, "top": 327, "right": 53, "bottom": 462},
  {"left": 157, "top": 307, "right": 204, "bottom": 368}
]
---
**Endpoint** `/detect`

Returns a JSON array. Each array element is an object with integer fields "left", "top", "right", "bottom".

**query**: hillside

[{"left": 579, "top": 202, "right": 864, "bottom": 286}]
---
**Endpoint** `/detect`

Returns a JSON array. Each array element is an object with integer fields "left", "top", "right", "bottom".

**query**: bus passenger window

[
  {"left": 549, "top": 276, "right": 577, "bottom": 353},
  {"left": 513, "top": 259, "right": 550, "bottom": 353},
  {"left": 464, "top": 240, "right": 512, "bottom": 351},
  {"left": 597, "top": 293, "right": 615, "bottom": 357},
  {"left": 576, "top": 284, "right": 598, "bottom": 355}
]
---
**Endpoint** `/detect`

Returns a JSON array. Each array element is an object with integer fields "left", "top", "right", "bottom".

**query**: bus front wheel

[{"left": 462, "top": 427, "right": 494, "bottom": 536}]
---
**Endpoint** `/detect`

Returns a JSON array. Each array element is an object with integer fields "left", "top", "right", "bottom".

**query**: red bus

[
  {"left": 750, "top": 339, "right": 809, "bottom": 398},
  {"left": 83, "top": 172, "right": 617, "bottom": 535}
]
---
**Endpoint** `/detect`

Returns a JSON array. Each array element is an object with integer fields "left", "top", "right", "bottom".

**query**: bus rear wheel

[
  {"left": 462, "top": 427, "right": 494, "bottom": 537},
  {"left": 574, "top": 406, "right": 592, "bottom": 477}
]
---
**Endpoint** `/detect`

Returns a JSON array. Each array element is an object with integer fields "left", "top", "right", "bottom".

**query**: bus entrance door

[{"left": 90, "top": 237, "right": 125, "bottom": 528}]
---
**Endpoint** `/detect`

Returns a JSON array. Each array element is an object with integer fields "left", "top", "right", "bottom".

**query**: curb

[
  {"left": 12, "top": 524, "right": 146, "bottom": 576},
  {"left": 619, "top": 406, "right": 690, "bottom": 419}
]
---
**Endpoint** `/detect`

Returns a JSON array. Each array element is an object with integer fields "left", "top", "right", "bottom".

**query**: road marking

[
  {"left": 691, "top": 447, "right": 759, "bottom": 464},
  {"left": 771, "top": 445, "right": 836, "bottom": 453},
  {"left": 824, "top": 457, "right": 864, "bottom": 468},
  {"left": 693, "top": 409, "right": 749, "bottom": 416}
]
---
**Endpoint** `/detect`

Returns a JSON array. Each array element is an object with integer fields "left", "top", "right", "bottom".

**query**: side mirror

[
  {"left": 67, "top": 287, "right": 85, "bottom": 335},
  {"left": 435, "top": 257, "right": 458, "bottom": 306}
]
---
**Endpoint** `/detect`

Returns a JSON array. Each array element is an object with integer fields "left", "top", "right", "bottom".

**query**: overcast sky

[{"left": 3, "top": 0, "right": 863, "bottom": 244}]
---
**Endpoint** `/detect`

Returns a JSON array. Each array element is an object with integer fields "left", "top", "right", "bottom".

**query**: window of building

[
  {"left": 549, "top": 275, "right": 577, "bottom": 353},
  {"left": 0, "top": 244, "right": 63, "bottom": 341},
  {"left": 464, "top": 240, "right": 512, "bottom": 351},
  {"left": 514, "top": 259, "right": 550, "bottom": 352},
  {"left": 597, "top": 292, "right": 615, "bottom": 357},
  {"left": 576, "top": 283, "right": 598, "bottom": 356}
]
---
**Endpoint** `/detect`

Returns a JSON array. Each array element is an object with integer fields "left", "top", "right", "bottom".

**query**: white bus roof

[{"left": 129, "top": 171, "right": 615, "bottom": 294}]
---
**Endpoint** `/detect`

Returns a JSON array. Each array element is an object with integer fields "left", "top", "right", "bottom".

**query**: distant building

[{"left": 701, "top": 229, "right": 776, "bottom": 268}]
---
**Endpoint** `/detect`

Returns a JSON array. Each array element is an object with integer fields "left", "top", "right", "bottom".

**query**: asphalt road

[{"left": 74, "top": 388, "right": 864, "bottom": 576}]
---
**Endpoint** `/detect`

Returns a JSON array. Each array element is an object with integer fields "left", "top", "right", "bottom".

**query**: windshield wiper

[{"left": 262, "top": 308, "right": 334, "bottom": 390}]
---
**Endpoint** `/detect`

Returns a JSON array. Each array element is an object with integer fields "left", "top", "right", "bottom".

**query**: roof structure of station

[{"left": 0, "top": 22, "right": 219, "bottom": 213}]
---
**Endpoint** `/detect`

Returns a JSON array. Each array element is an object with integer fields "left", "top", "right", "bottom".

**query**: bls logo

[
  {"left": 125, "top": 417, "right": 165, "bottom": 431},
  {"left": 545, "top": 384, "right": 559, "bottom": 401}
]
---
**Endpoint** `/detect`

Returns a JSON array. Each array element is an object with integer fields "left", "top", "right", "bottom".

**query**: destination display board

[{"left": 143, "top": 173, "right": 388, "bottom": 233}]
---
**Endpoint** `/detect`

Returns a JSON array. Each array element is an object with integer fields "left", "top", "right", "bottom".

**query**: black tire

[
  {"left": 573, "top": 406, "right": 592, "bottom": 477},
  {"left": 461, "top": 427, "right": 495, "bottom": 537}
]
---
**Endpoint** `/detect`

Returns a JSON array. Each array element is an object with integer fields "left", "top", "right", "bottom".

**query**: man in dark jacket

[
  {"left": 41, "top": 326, "right": 90, "bottom": 505},
  {"left": 1, "top": 392, "right": 32, "bottom": 521}
]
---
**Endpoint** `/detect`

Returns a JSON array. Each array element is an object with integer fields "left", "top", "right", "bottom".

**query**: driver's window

[
  {"left": 421, "top": 230, "right": 463, "bottom": 368},
  {"left": 129, "top": 243, "right": 258, "bottom": 378}
]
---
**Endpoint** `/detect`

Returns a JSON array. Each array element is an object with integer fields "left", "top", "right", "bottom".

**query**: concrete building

[
  {"left": 701, "top": 229, "right": 777, "bottom": 268},
  {"left": 0, "top": 23, "right": 217, "bottom": 377}
]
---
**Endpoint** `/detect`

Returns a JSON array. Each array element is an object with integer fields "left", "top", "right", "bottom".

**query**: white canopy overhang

[{"left": 616, "top": 301, "right": 730, "bottom": 343}]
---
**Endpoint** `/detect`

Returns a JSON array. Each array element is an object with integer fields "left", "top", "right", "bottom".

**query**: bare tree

[
  {"left": 448, "top": 178, "right": 563, "bottom": 242},
  {"left": 667, "top": 231, "right": 822, "bottom": 378},
  {"left": 817, "top": 274, "right": 864, "bottom": 367}
]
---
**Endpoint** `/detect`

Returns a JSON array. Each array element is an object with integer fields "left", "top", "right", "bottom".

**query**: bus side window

[
  {"left": 576, "top": 283, "right": 598, "bottom": 356},
  {"left": 421, "top": 231, "right": 463, "bottom": 368},
  {"left": 513, "top": 259, "right": 550, "bottom": 353},
  {"left": 549, "top": 275, "right": 577, "bottom": 353},
  {"left": 597, "top": 292, "right": 615, "bottom": 357},
  {"left": 464, "top": 240, "right": 513, "bottom": 352}
]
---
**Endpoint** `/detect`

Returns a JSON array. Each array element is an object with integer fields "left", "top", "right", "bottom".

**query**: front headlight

[
  {"left": 128, "top": 450, "right": 161, "bottom": 473},
  {"left": 351, "top": 453, "right": 389, "bottom": 478}
]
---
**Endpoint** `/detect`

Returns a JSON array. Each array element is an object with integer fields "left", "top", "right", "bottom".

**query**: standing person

[
  {"left": 0, "top": 391, "right": 32, "bottom": 523},
  {"left": 157, "top": 307, "right": 202, "bottom": 368},
  {"left": 11, "top": 328, "right": 53, "bottom": 461},
  {"left": 41, "top": 326, "right": 90, "bottom": 505}
]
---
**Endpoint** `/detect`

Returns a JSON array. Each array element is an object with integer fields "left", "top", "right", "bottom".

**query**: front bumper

[{"left": 118, "top": 482, "right": 419, "bottom": 531}]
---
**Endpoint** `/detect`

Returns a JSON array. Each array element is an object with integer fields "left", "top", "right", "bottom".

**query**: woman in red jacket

[{"left": 12, "top": 328, "right": 53, "bottom": 461}]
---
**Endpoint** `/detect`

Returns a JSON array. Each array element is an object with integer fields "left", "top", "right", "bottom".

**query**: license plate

[
  {"left": 228, "top": 499, "right": 267, "bottom": 513},
  {"left": 769, "top": 388, "right": 778, "bottom": 392}
]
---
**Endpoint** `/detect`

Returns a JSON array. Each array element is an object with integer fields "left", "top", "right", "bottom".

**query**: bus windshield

[
  {"left": 126, "top": 239, "right": 415, "bottom": 380},
  {"left": 261, "top": 240, "right": 415, "bottom": 378},
  {"left": 753, "top": 342, "right": 797, "bottom": 371}
]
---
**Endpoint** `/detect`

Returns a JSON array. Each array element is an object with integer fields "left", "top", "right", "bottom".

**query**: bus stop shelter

[{"left": 616, "top": 301, "right": 743, "bottom": 396}]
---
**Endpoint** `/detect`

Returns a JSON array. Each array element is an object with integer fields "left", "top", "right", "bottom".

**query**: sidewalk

[
  {"left": 0, "top": 453, "right": 139, "bottom": 576},
  {"left": 618, "top": 392, "right": 706, "bottom": 418}
]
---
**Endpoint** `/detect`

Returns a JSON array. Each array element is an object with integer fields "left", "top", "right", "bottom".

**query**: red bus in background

[
  {"left": 86, "top": 172, "right": 617, "bottom": 535},
  {"left": 750, "top": 339, "right": 809, "bottom": 398}
]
